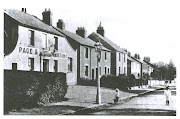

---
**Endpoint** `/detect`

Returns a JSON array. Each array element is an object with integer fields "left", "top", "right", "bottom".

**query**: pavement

[{"left": 8, "top": 84, "right": 170, "bottom": 115}]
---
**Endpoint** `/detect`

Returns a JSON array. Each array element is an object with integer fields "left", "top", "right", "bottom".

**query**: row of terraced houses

[{"left": 4, "top": 8, "right": 154, "bottom": 85}]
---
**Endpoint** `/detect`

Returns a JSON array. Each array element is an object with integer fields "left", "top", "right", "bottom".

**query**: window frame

[
  {"left": 85, "top": 65, "right": 88, "bottom": 77},
  {"left": 42, "top": 33, "right": 48, "bottom": 50},
  {"left": 43, "top": 59, "right": 49, "bottom": 72},
  {"left": 54, "top": 60, "right": 58, "bottom": 72},
  {"left": 29, "top": 30, "right": 35, "bottom": 46},
  {"left": 85, "top": 47, "right": 88, "bottom": 59},
  {"left": 28, "top": 58, "right": 34, "bottom": 71},
  {"left": 105, "top": 52, "right": 107, "bottom": 60},
  {"left": 68, "top": 57, "right": 73, "bottom": 72},
  {"left": 54, "top": 36, "right": 58, "bottom": 50}
]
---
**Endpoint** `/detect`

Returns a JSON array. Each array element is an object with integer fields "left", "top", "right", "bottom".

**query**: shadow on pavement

[
  {"left": 9, "top": 105, "right": 84, "bottom": 115},
  {"left": 74, "top": 108, "right": 176, "bottom": 116}
]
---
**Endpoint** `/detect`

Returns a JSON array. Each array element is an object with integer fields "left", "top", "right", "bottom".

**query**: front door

[{"left": 43, "top": 59, "right": 49, "bottom": 72}]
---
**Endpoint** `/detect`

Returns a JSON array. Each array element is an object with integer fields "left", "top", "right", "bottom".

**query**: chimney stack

[
  {"left": 76, "top": 27, "right": 87, "bottom": 38},
  {"left": 42, "top": 8, "right": 52, "bottom": 26},
  {"left": 97, "top": 22, "right": 104, "bottom": 37},
  {"left": 144, "top": 57, "right": 150, "bottom": 62},
  {"left": 57, "top": 19, "right": 65, "bottom": 30},
  {"left": 135, "top": 53, "right": 140, "bottom": 60},
  {"left": 128, "top": 52, "right": 131, "bottom": 56}
]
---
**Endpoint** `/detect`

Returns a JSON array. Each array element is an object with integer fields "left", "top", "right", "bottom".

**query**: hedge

[{"left": 100, "top": 74, "right": 148, "bottom": 90}]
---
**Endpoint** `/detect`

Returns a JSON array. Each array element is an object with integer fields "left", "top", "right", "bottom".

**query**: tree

[{"left": 166, "top": 60, "right": 176, "bottom": 82}]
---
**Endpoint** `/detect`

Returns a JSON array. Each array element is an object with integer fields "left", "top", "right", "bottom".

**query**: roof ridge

[{"left": 5, "top": 9, "right": 64, "bottom": 37}]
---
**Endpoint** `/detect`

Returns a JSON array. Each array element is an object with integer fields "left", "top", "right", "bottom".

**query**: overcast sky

[{"left": 2, "top": 0, "right": 180, "bottom": 66}]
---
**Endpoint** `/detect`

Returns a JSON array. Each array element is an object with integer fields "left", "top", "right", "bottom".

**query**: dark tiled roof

[
  {"left": 4, "top": 9, "right": 64, "bottom": 36},
  {"left": 54, "top": 27, "right": 110, "bottom": 51},
  {"left": 127, "top": 56, "right": 136, "bottom": 62},
  {"left": 88, "top": 32, "right": 126, "bottom": 53},
  {"left": 144, "top": 61, "right": 155, "bottom": 68},
  {"left": 130, "top": 56, "right": 144, "bottom": 64}
]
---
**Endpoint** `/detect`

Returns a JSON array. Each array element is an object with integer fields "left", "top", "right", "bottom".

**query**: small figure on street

[
  {"left": 114, "top": 88, "right": 120, "bottom": 103},
  {"left": 164, "top": 86, "right": 171, "bottom": 106}
]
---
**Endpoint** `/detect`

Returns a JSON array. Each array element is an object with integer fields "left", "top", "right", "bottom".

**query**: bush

[
  {"left": 4, "top": 71, "right": 67, "bottom": 114},
  {"left": 38, "top": 75, "right": 68, "bottom": 104}
]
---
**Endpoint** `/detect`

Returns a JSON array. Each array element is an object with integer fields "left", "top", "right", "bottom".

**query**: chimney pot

[{"left": 22, "top": 8, "right": 26, "bottom": 13}]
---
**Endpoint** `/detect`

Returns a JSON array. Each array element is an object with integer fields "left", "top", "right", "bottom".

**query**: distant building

[
  {"left": 88, "top": 24, "right": 127, "bottom": 76},
  {"left": 127, "top": 53, "right": 154, "bottom": 79},
  {"left": 54, "top": 21, "right": 111, "bottom": 82},
  {"left": 4, "top": 9, "right": 77, "bottom": 85},
  {"left": 143, "top": 57, "right": 154, "bottom": 77}
]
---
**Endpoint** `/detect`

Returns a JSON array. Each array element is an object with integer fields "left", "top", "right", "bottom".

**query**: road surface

[{"left": 75, "top": 86, "right": 176, "bottom": 116}]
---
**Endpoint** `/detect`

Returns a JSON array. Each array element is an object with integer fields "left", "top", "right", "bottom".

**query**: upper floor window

[
  {"left": 119, "top": 53, "right": 121, "bottom": 61},
  {"left": 28, "top": 58, "right": 34, "bottom": 71},
  {"left": 99, "top": 67, "right": 101, "bottom": 75},
  {"left": 68, "top": 57, "right": 73, "bottom": 72},
  {"left": 105, "top": 52, "right": 107, "bottom": 60},
  {"left": 54, "top": 36, "right": 58, "bottom": 50},
  {"left": 124, "top": 54, "right": 126, "bottom": 62},
  {"left": 42, "top": 33, "right": 48, "bottom": 49},
  {"left": 28, "top": 30, "right": 34, "bottom": 46},
  {"left": 85, "top": 47, "right": 88, "bottom": 58}
]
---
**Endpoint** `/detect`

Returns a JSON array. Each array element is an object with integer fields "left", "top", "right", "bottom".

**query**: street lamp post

[{"left": 94, "top": 41, "right": 103, "bottom": 104}]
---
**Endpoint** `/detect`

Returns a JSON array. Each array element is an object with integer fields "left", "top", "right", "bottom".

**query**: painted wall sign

[
  {"left": 41, "top": 51, "right": 67, "bottom": 58},
  {"left": 18, "top": 46, "right": 39, "bottom": 55}
]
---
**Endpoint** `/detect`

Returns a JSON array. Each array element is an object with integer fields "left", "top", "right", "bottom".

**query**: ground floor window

[
  {"left": 28, "top": 58, "right": 34, "bottom": 71},
  {"left": 96, "top": 68, "right": 98, "bottom": 79},
  {"left": 85, "top": 66, "right": 88, "bottom": 77},
  {"left": 92, "top": 69, "right": 94, "bottom": 80},
  {"left": 68, "top": 57, "right": 72, "bottom": 72}
]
